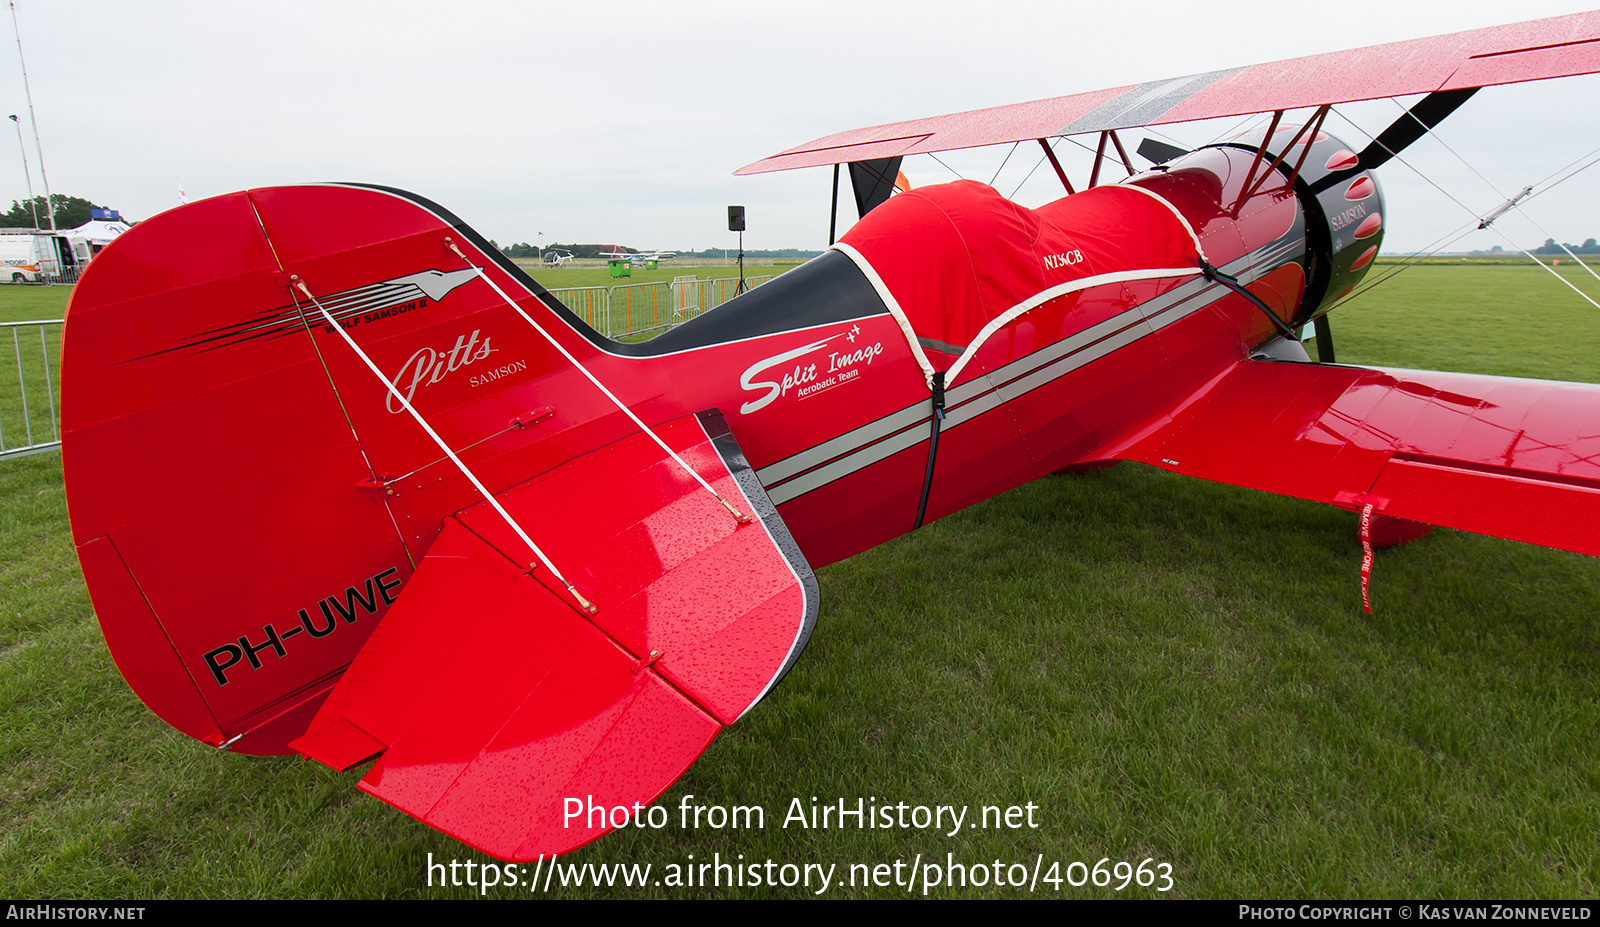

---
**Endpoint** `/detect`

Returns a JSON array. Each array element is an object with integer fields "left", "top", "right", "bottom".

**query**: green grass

[
  {"left": 2, "top": 263, "right": 1599, "bottom": 898},
  {"left": 1321, "top": 262, "right": 1600, "bottom": 380},
  {"left": 0, "top": 284, "right": 70, "bottom": 324},
  {"left": 523, "top": 263, "right": 783, "bottom": 339}
]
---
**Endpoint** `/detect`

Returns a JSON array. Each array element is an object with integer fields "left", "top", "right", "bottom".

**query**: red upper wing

[{"left": 736, "top": 11, "right": 1600, "bottom": 175}]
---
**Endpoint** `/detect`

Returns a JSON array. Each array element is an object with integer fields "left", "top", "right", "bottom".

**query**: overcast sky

[{"left": 3, "top": 1, "right": 1598, "bottom": 255}]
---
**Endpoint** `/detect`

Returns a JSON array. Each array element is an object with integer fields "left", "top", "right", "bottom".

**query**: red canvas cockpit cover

[{"left": 836, "top": 181, "right": 1201, "bottom": 377}]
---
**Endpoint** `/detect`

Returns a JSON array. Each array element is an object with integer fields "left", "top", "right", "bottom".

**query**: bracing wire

[
  {"left": 440, "top": 238, "right": 753, "bottom": 525},
  {"left": 1008, "top": 148, "right": 1050, "bottom": 199},
  {"left": 925, "top": 152, "right": 965, "bottom": 180},
  {"left": 289, "top": 277, "right": 598, "bottom": 614},
  {"left": 1324, "top": 108, "right": 1600, "bottom": 313},
  {"left": 987, "top": 140, "right": 1020, "bottom": 187},
  {"left": 1387, "top": 99, "right": 1600, "bottom": 290}
]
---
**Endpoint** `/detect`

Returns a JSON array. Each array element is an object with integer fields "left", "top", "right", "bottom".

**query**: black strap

[
  {"left": 913, "top": 371, "right": 946, "bottom": 530},
  {"left": 1200, "top": 260, "right": 1298, "bottom": 341}
]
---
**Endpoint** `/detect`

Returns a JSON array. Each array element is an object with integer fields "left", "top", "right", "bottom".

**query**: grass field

[
  {"left": 1, "top": 260, "right": 1599, "bottom": 899},
  {"left": 523, "top": 264, "right": 780, "bottom": 341},
  {"left": 515, "top": 260, "right": 789, "bottom": 292}
]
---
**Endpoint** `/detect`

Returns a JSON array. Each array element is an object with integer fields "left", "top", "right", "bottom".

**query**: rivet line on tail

[
  {"left": 290, "top": 275, "right": 598, "bottom": 616},
  {"left": 442, "top": 236, "right": 752, "bottom": 526}
]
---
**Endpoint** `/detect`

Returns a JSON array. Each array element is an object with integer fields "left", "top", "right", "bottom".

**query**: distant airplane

[{"left": 600, "top": 247, "right": 674, "bottom": 265}]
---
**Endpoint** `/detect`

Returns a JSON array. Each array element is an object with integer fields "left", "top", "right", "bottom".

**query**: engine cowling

[{"left": 1218, "top": 125, "right": 1386, "bottom": 324}]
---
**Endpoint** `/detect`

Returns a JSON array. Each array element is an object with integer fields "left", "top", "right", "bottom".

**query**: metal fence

[
  {"left": 546, "top": 275, "right": 772, "bottom": 340},
  {"left": 2, "top": 268, "right": 79, "bottom": 285},
  {"left": 0, "top": 318, "right": 63, "bottom": 461},
  {"left": 550, "top": 285, "right": 609, "bottom": 333}
]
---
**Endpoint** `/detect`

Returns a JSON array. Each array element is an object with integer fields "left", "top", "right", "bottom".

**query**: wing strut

[
  {"left": 1235, "top": 110, "right": 1284, "bottom": 205},
  {"left": 1088, "top": 130, "right": 1135, "bottom": 187},
  {"left": 829, "top": 164, "right": 841, "bottom": 244},
  {"left": 1037, "top": 139, "right": 1075, "bottom": 194},
  {"left": 1312, "top": 315, "right": 1336, "bottom": 363},
  {"left": 1236, "top": 105, "right": 1331, "bottom": 209}
]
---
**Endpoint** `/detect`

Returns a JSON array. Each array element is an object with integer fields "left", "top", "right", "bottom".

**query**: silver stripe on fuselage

[
  {"left": 987, "top": 317, "right": 1157, "bottom": 409},
  {"left": 761, "top": 307, "right": 1170, "bottom": 506},
  {"left": 756, "top": 402, "right": 932, "bottom": 486},
  {"left": 757, "top": 307, "right": 1155, "bottom": 491},
  {"left": 756, "top": 247, "right": 1280, "bottom": 504},
  {"left": 765, "top": 415, "right": 936, "bottom": 504}
]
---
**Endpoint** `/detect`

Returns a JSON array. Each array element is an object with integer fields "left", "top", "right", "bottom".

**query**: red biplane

[{"left": 59, "top": 12, "right": 1600, "bottom": 861}]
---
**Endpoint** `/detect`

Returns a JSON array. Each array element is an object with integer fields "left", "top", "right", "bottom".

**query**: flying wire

[
  {"left": 925, "top": 152, "right": 965, "bottom": 180},
  {"left": 988, "top": 141, "right": 1020, "bottom": 187},
  {"left": 1389, "top": 98, "right": 1600, "bottom": 290},
  {"left": 1328, "top": 222, "right": 1480, "bottom": 308},
  {"left": 1206, "top": 112, "right": 1271, "bottom": 147},
  {"left": 1528, "top": 140, "right": 1600, "bottom": 190},
  {"left": 1142, "top": 123, "right": 1192, "bottom": 148},
  {"left": 1325, "top": 108, "right": 1600, "bottom": 313},
  {"left": 1008, "top": 146, "right": 1051, "bottom": 199},
  {"left": 1060, "top": 134, "right": 1122, "bottom": 183},
  {"left": 1061, "top": 135, "right": 1097, "bottom": 156}
]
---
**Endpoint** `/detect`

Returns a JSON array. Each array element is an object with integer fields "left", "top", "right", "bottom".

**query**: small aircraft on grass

[
  {"left": 58, "top": 12, "right": 1600, "bottom": 861},
  {"left": 601, "top": 246, "right": 675, "bottom": 265}
]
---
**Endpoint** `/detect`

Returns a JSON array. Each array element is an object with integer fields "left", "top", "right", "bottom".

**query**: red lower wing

[{"left": 1121, "top": 360, "right": 1600, "bottom": 556}]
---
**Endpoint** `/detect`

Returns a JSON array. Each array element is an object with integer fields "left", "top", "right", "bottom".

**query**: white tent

[{"left": 68, "top": 218, "right": 131, "bottom": 250}]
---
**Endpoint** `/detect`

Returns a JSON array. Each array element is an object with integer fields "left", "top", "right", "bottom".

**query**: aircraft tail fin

[{"left": 61, "top": 184, "right": 637, "bottom": 753}]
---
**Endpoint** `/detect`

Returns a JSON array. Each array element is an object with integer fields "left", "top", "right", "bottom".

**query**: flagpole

[
  {"left": 8, "top": 114, "right": 37, "bottom": 227},
  {"left": 9, "top": 1, "right": 55, "bottom": 232}
]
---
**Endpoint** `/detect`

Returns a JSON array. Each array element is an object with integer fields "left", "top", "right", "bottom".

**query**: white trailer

[{"left": 0, "top": 230, "right": 82, "bottom": 283}]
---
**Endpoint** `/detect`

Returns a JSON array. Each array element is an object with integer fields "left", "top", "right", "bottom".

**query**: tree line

[
  {"left": 1534, "top": 238, "right": 1600, "bottom": 255},
  {"left": 0, "top": 194, "right": 110, "bottom": 230}
]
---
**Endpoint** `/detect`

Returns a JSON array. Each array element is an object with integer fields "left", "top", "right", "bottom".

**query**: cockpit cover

[{"left": 833, "top": 180, "right": 1202, "bottom": 385}]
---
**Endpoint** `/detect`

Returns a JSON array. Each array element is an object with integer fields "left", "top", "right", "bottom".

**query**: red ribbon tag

[{"left": 1359, "top": 502, "right": 1374, "bottom": 614}]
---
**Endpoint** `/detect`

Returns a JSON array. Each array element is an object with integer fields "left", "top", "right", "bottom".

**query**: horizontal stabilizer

[{"left": 293, "top": 411, "right": 817, "bottom": 858}]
